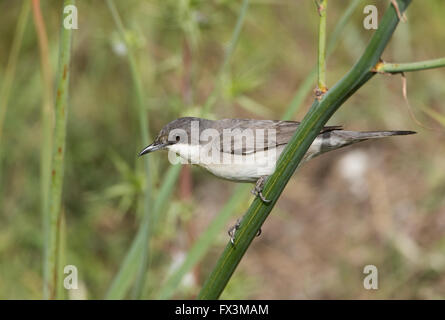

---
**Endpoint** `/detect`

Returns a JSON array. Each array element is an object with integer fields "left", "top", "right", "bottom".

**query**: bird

[{"left": 139, "top": 117, "right": 415, "bottom": 243}]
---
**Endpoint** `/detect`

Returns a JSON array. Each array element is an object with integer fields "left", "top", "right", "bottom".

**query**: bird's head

[{"left": 138, "top": 117, "right": 203, "bottom": 156}]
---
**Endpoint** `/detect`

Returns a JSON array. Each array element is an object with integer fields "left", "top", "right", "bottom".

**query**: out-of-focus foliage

[{"left": 0, "top": 0, "right": 444, "bottom": 299}]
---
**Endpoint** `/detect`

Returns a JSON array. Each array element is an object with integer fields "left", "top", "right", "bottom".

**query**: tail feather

[
  {"left": 314, "top": 129, "right": 416, "bottom": 156},
  {"left": 337, "top": 130, "right": 416, "bottom": 140}
]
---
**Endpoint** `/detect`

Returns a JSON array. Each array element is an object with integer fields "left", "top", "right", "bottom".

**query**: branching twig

[
  {"left": 373, "top": 57, "right": 445, "bottom": 73},
  {"left": 372, "top": 58, "right": 445, "bottom": 131},
  {"left": 315, "top": 0, "right": 328, "bottom": 99}
]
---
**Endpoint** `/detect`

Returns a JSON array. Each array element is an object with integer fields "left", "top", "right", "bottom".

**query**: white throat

[{"left": 166, "top": 143, "right": 281, "bottom": 182}]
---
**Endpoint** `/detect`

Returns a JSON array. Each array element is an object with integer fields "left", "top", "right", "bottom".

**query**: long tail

[
  {"left": 333, "top": 129, "right": 416, "bottom": 141},
  {"left": 313, "top": 129, "right": 416, "bottom": 157}
]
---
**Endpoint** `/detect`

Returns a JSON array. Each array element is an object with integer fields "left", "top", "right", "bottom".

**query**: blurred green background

[{"left": 1, "top": 0, "right": 445, "bottom": 299}]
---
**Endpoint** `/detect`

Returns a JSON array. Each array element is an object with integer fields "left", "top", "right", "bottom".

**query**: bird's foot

[
  {"left": 251, "top": 176, "right": 271, "bottom": 203},
  {"left": 228, "top": 218, "right": 241, "bottom": 245},
  {"left": 228, "top": 218, "right": 262, "bottom": 245}
]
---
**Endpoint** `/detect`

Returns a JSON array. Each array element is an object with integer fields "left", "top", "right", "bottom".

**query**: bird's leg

[
  {"left": 251, "top": 175, "right": 271, "bottom": 203},
  {"left": 228, "top": 218, "right": 262, "bottom": 245},
  {"left": 228, "top": 218, "right": 241, "bottom": 245},
  {"left": 230, "top": 176, "right": 271, "bottom": 244}
]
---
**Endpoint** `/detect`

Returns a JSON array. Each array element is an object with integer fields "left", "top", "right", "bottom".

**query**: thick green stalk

[
  {"left": 198, "top": 0, "right": 412, "bottom": 300},
  {"left": 44, "top": 0, "right": 74, "bottom": 300},
  {"left": 375, "top": 57, "right": 445, "bottom": 73}
]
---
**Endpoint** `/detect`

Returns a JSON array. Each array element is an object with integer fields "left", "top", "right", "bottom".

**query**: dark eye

[{"left": 175, "top": 135, "right": 180, "bottom": 142}]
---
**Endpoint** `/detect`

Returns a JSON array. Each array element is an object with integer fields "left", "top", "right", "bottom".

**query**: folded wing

[{"left": 215, "top": 119, "right": 342, "bottom": 155}]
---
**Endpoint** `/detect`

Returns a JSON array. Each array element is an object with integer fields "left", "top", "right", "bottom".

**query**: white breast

[
  {"left": 167, "top": 138, "right": 325, "bottom": 182},
  {"left": 167, "top": 143, "right": 281, "bottom": 182}
]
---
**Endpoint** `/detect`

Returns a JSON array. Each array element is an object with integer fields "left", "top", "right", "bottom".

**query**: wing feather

[{"left": 215, "top": 119, "right": 342, "bottom": 155}]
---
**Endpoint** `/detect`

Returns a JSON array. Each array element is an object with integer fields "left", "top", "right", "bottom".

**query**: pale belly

[
  {"left": 167, "top": 140, "right": 324, "bottom": 182},
  {"left": 200, "top": 157, "right": 276, "bottom": 182}
]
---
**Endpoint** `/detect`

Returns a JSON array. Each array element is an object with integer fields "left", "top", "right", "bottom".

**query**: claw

[
  {"left": 228, "top": 219, "right": 262, "bottom": 244},
  {"left": 252, "top": 176, "right": 271, "bottom": 203},
  {"left": 228, "top": 218, "right": 241, "bottom": 245},
  {"left": 258, "top": 191, "right": 271, "bottom": 203}
]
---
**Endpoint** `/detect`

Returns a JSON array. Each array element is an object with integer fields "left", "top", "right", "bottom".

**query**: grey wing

[{"left": 216, "top": 119, "right": 342, "bottom": 155}]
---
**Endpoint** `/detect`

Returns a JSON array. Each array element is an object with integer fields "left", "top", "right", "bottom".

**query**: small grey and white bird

[{"left": 139, "top": 117, "right": 415, "bottom": 242}]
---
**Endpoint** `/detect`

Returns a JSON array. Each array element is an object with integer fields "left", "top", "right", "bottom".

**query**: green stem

[
  {"left": 198, "top": 0, "right": 412, "bottom": 300},
  {"left": 317, "top": 0, "right": 328, "bottom": 93},
  {"left": 375, "top": 57, "right": 445, "bottom": 73},
  {"left": 44, "top": 0, "right": 74, "bottom": 300},
  {"left": 283, "top": 0, "right": 363, "bottom": 121}
]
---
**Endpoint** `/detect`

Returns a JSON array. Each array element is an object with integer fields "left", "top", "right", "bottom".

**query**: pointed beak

[{"left": 138, "top": 142, "right": 167, "bottom": 156}]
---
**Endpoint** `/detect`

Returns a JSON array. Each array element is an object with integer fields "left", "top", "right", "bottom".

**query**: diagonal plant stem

[
  {"left": 198, "top": 0, "right": 414, "bottom": 300},
  {"left": 44, "top": 0, "right": 75, "bottom": 300},
  {"left": 159, "top": 0, "right": 363, "bottom": 299},
  {"left": 374, "top": 57, "right": 445, "bottom": 73}
]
